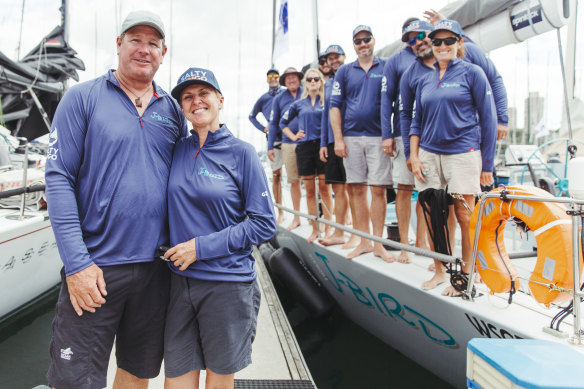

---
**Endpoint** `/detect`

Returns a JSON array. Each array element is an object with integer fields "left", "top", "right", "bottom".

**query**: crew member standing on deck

[
  {"left": 268, "top": 67, "right": 304, "bottom": 230},
  {"left": 409, "top": 20, "right": 497, "bottom": 296},
  {"left": 280, "top": 68, "right": 333, "bottom": 243},
  {"left": 318, "top": 51, "right": 332, "bottom": 82},
  {"left": 164, "top": 67, "right": 276, "bottom": 388},
  {"left": 330, "top": 25, "right": 394, "bottom": 262},
  {"left": 45, "top": 11, "right": 188, "bottom": 389},
  {"left": 380, "top": 18, "right": 434, "bottom": 264},
  {"left": 249, "top": 68, "right": 285, "bottom": 224}
]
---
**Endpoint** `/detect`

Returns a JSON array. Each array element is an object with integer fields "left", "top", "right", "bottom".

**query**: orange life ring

[{"left": 469, "top": 185, "right": 583, "bottom": 306}]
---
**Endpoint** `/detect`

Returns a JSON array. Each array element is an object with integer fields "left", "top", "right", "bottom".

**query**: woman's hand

[
  {"left": 410, "top": 156, "right": 426, "bottom": 182},
  {"left": 480, "top": 171, "right": 494, "bottom": 187},
  {"left": 294, "top": 130, "right": 306, "bottom": 141},
  {"left": 267, "top": 150, "right": 275, "bottom": 162},
  {"left": 165, "top": 238, "right": 197, "bottom": 271}
]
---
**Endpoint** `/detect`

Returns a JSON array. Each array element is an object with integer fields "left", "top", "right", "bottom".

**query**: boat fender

[
  {"left": 258, "top": 242, "right": 276, "bottom": 270},
  {"left": 469, "top": 185, "right": 583, "bottom": 306},
  {"left": 269, "top": 247, "right": 335, "bottom": 318}
]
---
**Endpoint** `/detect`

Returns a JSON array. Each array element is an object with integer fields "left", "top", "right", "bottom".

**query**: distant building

[
  {"left": 524, "top": 91, "right": 544, "bottom": 134},
  {"left": 508, "top": 106, "right": 517, "bottom": 132}
]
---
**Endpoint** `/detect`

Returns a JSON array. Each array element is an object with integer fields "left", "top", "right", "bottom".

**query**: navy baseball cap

[
  {"left": 267, "top": 68, "right": 279, "bottom": 76},
  {"left": 428, "top": 19, "right": 464, "bottom": 39},
  {"left": 318, "top": 51, "right": 327, "bottom": 59},
  {"left": 401, "top": 20, "right": 433, "bottom": 42},
  {"left": 352, "top": 25, "right": 373, "bottom": 38},
  {"left": 323, "top": 44, "right": 345, "bottom": 57},
  {"left": 171, "top": 67, "right": 221, "bottom": 100},
  {"left": 121, "top": 10, "right": 165, "bottom": 39}
]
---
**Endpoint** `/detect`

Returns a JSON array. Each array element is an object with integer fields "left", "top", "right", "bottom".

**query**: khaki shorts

[
  {"left": 392, "top": 137, "right": 415, "bottom": 186},
  {"left": 270, "top": 142, "right": 284, "bottom": 171},
  {"left": 343, "top": 136, "right": 392, "bottom": 186},
  {"left": 414, "top": 149, "right": 482, "bottom": 195},
  {"left": 281, "top": 142, "right": 299, "bottom": 183}
]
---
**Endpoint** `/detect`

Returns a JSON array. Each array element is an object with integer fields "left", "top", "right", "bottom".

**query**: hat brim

[
  {"left": 428, "top": 28, "right": 461, "bottom": 39},
  {"left": 123, "top": 22, "right": 165, "bottom": 39},
  {"left": 171, "top": 80, "right": 221, "bottom": 101},
  {"left": 279, "top": 72, "right": 304, "bottom": 86},
  {"left": 401, "top": 29, "right": 428, "bottom": 42}
]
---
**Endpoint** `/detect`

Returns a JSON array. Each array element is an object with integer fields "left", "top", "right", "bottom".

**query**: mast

[
  {"left": 16, "top": 0, "right": 26, "bottom": 60},
  {"left": 312, "top": 0, "right": 320, "bottom": 61},
  {"left": 271, "top": 0, "right": 276, "bottom": 67},
  {"left": 168, "top": 0, "right": 174, "bottom": 89},
  {"left": 60, "top": 0, "right": 68, "bottom": 42}
]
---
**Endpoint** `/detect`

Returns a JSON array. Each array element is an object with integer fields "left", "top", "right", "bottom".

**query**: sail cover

[{"left": 0, "top": 25, "right": 85, "bottom": 140}]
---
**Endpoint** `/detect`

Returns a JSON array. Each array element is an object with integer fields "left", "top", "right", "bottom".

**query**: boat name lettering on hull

[
  {"left": 315, "top": 251, "right": 456, "bottom": 347},
  {"left": 464, "top": 313, "right": 523, "bottom": 339},
  {"left": 2, "top": 240, "right": 56, "bottom": 272}
]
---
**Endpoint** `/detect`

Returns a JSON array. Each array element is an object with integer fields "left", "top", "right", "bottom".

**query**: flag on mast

[{"left": 272, "top": 0, "right": 289, "bottom": 62}]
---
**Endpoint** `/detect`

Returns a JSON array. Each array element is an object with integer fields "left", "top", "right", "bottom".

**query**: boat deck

[{"left": 105, "top": 249, "right": 315, "bottom": 388}]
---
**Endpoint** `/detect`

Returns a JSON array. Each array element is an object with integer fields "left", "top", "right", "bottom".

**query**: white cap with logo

[{"left": 121, "top": 10, "right": 165, "bottom": 39}]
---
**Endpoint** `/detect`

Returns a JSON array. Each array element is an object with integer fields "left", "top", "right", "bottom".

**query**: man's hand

[
  {"left": 424, "top": 9, "right": 446, "bottom": 25},
  {"left": 497, "top": 124, "right": 508, "bottom": 140},
  {"left": 319, "top": 147, "right": 328, "bottom": 163},
  {"left": 264, "top": 125, "right": 269, "bottom": 134},
  {"left": 334, "top": 139, "right": 348, "bottom": 158},
  {"left": 66, "top": 264, "right": 107, "bottom": 316},
  {"left": 165, "top": 238, "right": 197, "bottom": 271},
  {"left": 406, "top": 157, "right": 413, "bottom": 172},
  {"left": 410, "top": 155, "right": 426, "bottom": 182},
  {"left": 382, "top": 138, "right": 395, "bottom": 157},
  {"left": 267, "top": 150, "right": 275, "bottom": 162},
  {"left": 480, "top": 171, "right": 494, "bottom": 187}
]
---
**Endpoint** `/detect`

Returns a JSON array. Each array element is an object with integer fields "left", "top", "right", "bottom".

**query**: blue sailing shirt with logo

[
  {"left": 381, "top": 46, "right": 416, "bottom": 140},
  {"left": 329, "top": 57, "right": 386, "bottom": 137},
  {"left": 268, "top": 87, "right": 303, "bottom": 150},
  {"left": 280, "top": 95, "right": 324, "bottom": 144},
  {"left": 45, "top": 70, "right": 188, "bottom": 276},
  {"left": 249, "top": 87, "right": 285, "bottom": 132},
  {"left": 167, "top": 125, "right": 276, "bottom": 282},
  {"left": 409, "top": 58, "right": 497, "bottom": 172}
]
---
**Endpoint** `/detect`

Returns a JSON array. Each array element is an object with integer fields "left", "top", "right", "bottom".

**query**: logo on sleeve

[
  {"left": 381, "top": 76, "right": 387, "bottom": 92},
  {"left": 269, "top": 110, "right": 274, "bottom": 121},
  {"left": 282, "top": 110, "right": 289, "bottom": 120},
  {"left": 47, "top": 128, "right": 59, "bottom": 160},
  {"left": 60, "top": 347, "right": 73, "bottom": 360},
  {"left": 331, "top": 81, "right": 341, "bottom": 96}
]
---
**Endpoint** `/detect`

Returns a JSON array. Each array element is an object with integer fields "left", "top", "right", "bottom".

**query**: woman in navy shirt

[
  {"left": 409, "top": 20, "right": 497, "bottom": 297},
  {"left": 280, "top": 68, "right": 333, "bottom": 243}
]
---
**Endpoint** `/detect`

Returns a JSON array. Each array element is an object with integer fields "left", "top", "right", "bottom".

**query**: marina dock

[{"left": 105, "top": 248, "right": 315, "bottom": 388}]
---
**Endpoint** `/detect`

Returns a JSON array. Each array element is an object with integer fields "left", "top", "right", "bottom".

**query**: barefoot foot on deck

[
  {"left": 397, "top": 250, "right": 411, "bottom": 264},
  {"left": 342, "top": 234, "right": 360, "bottom": 250},
  {"left": 287, "top": 218, "right": 301, "bottom": 231},
  {"left": 374, "top": 244, "right": 395, "bottom": 263},
  {"left": 276, "top": 213, "right": 285, "bottom": 225},
  {"left": 318, "top": 234, "right": 346, "bottom": 246},
  {"left": 421, "top": 272, "right": 447, "bottom": 290},
  {"left": 307, "top": 232, "right": 320, "bottom": 243},
  {"left": 441, "top": 285, "right": 462, "bottom": 297},
  {"left": 346, "top": 243, "right": 373, "bottom": 259}
]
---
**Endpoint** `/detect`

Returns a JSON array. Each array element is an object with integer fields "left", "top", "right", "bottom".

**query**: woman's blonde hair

[
  {"left": 457, "top": 37, "right": 466, "bottom": 58},
  {"left": 301, "top": 68, "right": 325, "bottom": 107}
]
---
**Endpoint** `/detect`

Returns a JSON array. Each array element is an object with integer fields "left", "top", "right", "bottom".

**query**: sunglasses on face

[
  {"left": 353, "top": 36, "right": 372, "bottom": 45},
  {"left": 431, "top": 37, "right": 459, "bottom": 47},
  {"left": 408, "top": 32, "right": 426, "bottom": 46},
  {"left": 306, "top": 77, "right": 321, "bottom": 83},
  {"left": 267, "top": 74, "right": 279, "bottom": 80},
  {"left": 319, "top": 58, "right": 327, "bottom": 65}
]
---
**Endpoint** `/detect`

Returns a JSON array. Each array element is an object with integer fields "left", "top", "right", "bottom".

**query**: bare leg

[
  {"left": 287, "top": 180, "right": 301, "bottom": 230},
  {"left": 273, "top": 168, "right": 284, "bottom": 225},
  {"left": 318, "top": 175, "right": 334, "bottom": 237},
  {"left": 319, "top": 182, "right": 347, "bottom": 246},
  {"left": 165, "top": 370, "right": 200, "bottom": 389},
  {"left": 415, "top": 200, "right": 429, "bottom": 250},
  {"left": 420, "top": 203, "right": 447, "bottom": 290},
  {"left": 342, "top": 184, "right": 360, "bottom": 249},
  {"left": 442, "top": 195, "right": 475, "bottom": 297},
  {"left": 346, "top": 183, "right": 373, "bottom": 259},
  {"left": 303, "top": 176, "right": 319, "bottom": 243},
  {"left": 396, "top": 184, "right": 413, "bottom": 263},
  {"left": 206, "top": 368, "right": 235, "bottom": 389},
  {"left": 370, "top": 186, "right": 395, "bottom": 263},
  {"left": 113, "top": 368, "right": 148, "bottom": 389}
]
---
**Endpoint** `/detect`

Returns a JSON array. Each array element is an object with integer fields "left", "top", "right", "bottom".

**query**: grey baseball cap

[{"left": 121, "top": 10, "right": 165, "bottom": 39}]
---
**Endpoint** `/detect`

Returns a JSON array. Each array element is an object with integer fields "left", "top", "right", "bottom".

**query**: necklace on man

[{"left": 115, "top": 73, "right": 151, "bottom": 108}]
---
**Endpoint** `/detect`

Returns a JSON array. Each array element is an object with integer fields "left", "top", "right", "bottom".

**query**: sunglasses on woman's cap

[
  {"left": 408, "top": 32, "right": 426, "bottom": 46},
  {"left": 431, "top": 37, "right": 459, "bottom": 46},
  {"left": 353, "top": 36, "right": 372, "bottom": 45}
]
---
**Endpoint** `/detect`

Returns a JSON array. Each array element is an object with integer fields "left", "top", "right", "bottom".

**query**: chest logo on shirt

[
  {"left": 151, "top": 111, "right": 171, "bottom": 124},
  {"left": 369, "top": 73, "right": 383, "bottom": 79},
  {"left": 331, "top": 81, "right": 341, "bottom": 96},
  {"left": 439, "top": 82, "right": 461, "bottom": 88},
  {"left": 198, "top": 167, "right": 225, "bottom": 180}
]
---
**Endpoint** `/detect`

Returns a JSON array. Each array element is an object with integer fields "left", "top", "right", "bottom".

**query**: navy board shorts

[
  {"left": 296, "top": 139, "right": 325, "bottom": 177},
  {"left": 324, "top": 142, "right": 347, "bottom": 184},
  {"left": 47, "top": 261, "right": 170, "bottom": 389},
  {"left": 164, "top": 272, "right": 261, "bottom": 377}
]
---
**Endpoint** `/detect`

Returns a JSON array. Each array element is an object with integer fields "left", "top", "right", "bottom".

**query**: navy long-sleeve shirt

[
  {"left": 45, "top": 70, "right": 188, "bottom": 276},
  {"left": 330, "top": 57, "right": 386, "bottom": 137},
  {"left": 249, "top": 87, "right": 284, "bottom": 132},
  {"left": 280, "top": 95, "right": 324, "bottom": 144},
  {"left": 409, "top": 58, "right": 497, "bottom": 172},
  {"left": 380, "top": 47, "right": 416, "bottom": 140},
  {"left": 268, "top": 87, "right": 303, "bottom": 150},
  {"left": 168, "top": 125, "right": 276, "bottom": 282}
]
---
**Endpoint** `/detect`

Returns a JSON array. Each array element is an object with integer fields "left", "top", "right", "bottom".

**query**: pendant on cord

[{"left": 135, "top": 98, "right": 142, "bottom": 108}]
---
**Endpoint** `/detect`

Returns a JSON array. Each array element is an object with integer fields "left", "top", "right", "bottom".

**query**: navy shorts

[
  {"left": 47, "top": 261, "right": 170, "bottom": 389},
  {"left": 296, "top": 139, "right": 325, "bottom": 177},
  {"left": 324, "top": 142, "right": 347, "bottom": 184},
  {"left": 164, "top": 273, "right": 261, "bottom": 377}
]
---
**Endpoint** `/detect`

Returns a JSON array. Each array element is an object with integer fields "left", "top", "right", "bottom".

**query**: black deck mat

[{"left": 234, "top": 379, "right": 316, "bottom": 388}]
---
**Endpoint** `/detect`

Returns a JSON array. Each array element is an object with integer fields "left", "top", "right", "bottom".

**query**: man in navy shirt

[
  {"left": 249, "top": 68, "right": 285, "bottom": 224},
  {"left": 318, "top": 51, "right": 332, "bottom": 82},
  {"left": 381, "top": 18, "right": 433, "bottom": 264},
  {"left": 330, "top": 25, "right": 394, "bottom": 262},
  {"left": 45, "top": 11, "right": 187, "bottom": 388}
]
